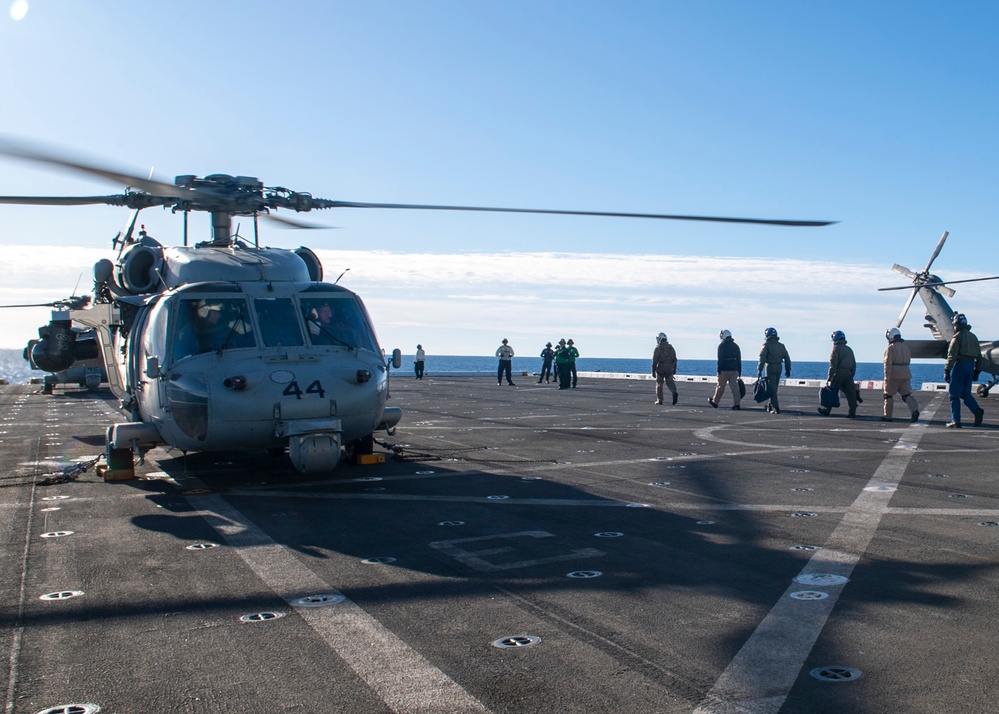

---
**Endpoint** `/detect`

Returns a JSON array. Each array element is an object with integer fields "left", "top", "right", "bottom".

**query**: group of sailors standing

[{"left": 536, "top": 339, "right": 579, "bottom": 390}]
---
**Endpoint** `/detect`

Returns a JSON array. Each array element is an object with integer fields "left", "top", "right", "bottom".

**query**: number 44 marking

[{"left": 282, "top": 380, "right": 326, "bottom": 399}]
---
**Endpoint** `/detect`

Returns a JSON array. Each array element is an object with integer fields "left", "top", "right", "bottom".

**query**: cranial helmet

[
  {"left": 719, "top": 329, "right": 732, "bottom": 340},
  {"left": 886, "top": 327, "right": 901, "bottom": 342},
  {"left": 657, "top": 332, "right": 667, "bottom": 344},
  {"left": 831, "top": 330, "right": 846, "bottom": 342},
  {"left": 765, "top": 327, "right": 778, "bottom": 338},
  {"left": 197, "top": 300, "right": 223, "bottom": 319},
  {"left": 952, "top": 313, "right": 968, "bottom": 327}
]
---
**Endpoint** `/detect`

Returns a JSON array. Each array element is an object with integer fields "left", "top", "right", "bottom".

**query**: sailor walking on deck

[
  {"left": 652, "top": 332, "right": 678, "bottom": 405},
  {"left": 944, "top": 313, "right": 984, "bottom": 428},
  {"left": 757, "top": 327, "right": 791, "bottom": 414},
  {"left": 818, "top": 330, "right": 860, "bottom": 418},
  {"left": 882, "top": 328, "right": 919, "bottom": 423},
  {"left": 709, "top": 330, "right": 742, "bottom": 410}
]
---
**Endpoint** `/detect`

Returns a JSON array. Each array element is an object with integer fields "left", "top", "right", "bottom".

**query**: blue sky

[{"left": 0, "top": 2, "right": 997, "bottom": 361}]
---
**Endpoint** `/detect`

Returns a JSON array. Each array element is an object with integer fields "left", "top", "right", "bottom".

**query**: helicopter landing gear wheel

[
  {"left": 977, "top": 384, "right": 990, "bottom": 398},
  {"left": 345, "top": 434, "right": 375, "bottom": 462},
  {"left": 103, "top": 427, "right": 135, "bottom": 480}
]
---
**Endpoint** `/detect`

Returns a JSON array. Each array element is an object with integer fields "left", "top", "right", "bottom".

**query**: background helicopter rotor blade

[
  {"left": 891, "top": 263, "right": 918, "bottom": 280},
  {"left": 922, "top": 230, "right": 949, "bottom": 273},
  {"left": 878, "top": 275, "right": 999, "bottom": 291},
  {"left": 311, "top": 200, "right": 836, "bottom": 227},
  {"left": 0, "top": 295, "right": 91, "bottom": 310},
  {"left": 895, "top": 288, "right": 919, "bottom": 328}
]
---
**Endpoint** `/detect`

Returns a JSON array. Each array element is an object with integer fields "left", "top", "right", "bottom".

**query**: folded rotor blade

[
  {"left": 922, "top": 230, "right": 949, "bottom": 273},
  {"left": 896, "top": 289, "right": 918, "bottom": 327},
  {"left": 878, "top": 276, "right": 999, "bottom": 291},
  {"left": 891, "top": 263, "right": 918, "bottom": 280},
  {"left": 313, "top": 201, "right": 836, "bottom": 227}
]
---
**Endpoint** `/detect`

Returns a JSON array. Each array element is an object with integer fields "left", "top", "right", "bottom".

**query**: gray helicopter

[
  {"left": 0, "top": 138, "right": 833, "bottom": 478},
  {"left": 1, "top": 296, "right": 107, "bottom": 393},
  {"left": 880, "top": 231, "right": 999, "bottom": 396}
]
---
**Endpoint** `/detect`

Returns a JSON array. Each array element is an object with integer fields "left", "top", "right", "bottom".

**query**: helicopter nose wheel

[{"left": 977, "top": 384, "right": 991, "bottom": 398}]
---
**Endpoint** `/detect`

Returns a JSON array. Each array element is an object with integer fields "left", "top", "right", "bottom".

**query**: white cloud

[{"left": 0, "top": 245, "right": 994, "bottom": 364}]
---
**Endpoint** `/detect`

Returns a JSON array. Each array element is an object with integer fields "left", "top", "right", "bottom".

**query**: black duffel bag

[{"left": 753, "top": 376, "right": 771, "bottom": 403}]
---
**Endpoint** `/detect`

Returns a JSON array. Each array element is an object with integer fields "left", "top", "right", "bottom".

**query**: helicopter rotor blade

[
  {"left": 0, "top": 195, "right": 137, "bottom": 206},
  {"left": 891, "top": 263, "right": 918, "bottom": 280},
  {"left": 262, "top": 212, "right": 332, "bottom": 229},
  {"left": 895, "top": 288, "right": 918, "bottom": 328},
  {"left": 922, "top": 230, "right": 949, "bottom": 273},
  {"left": 878, "top": 275, "right": 999, "bottom": 291},
  {"left": 0, "top": 137, "right": 187, "bottom": 198},
  {"left": 310, "top": 201, "right": 836, "bottom": 227}
]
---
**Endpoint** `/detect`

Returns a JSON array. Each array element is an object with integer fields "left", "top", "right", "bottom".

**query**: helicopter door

[{"left": 253, "top": 298, "right": 305, "bottom": 347}]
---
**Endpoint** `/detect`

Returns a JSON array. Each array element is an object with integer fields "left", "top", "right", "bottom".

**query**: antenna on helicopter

[{"left": 334, "top": 268, "right": 350, "bottom": 284}]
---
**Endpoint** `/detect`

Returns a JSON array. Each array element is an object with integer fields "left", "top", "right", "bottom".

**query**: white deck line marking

[
  {"left": 5, "top": 455, "right": 39, "bottom": 714},
  {"left": 194, "top": 493, "right": 489, "bottom": 714},
  {"left": 694, "top": 402, "right": 942, "bottom": 714}
]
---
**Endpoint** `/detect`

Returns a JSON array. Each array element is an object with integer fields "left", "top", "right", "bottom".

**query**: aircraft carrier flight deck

[{"left": 0, "top": 376, "right": 996, "bottom": 714}]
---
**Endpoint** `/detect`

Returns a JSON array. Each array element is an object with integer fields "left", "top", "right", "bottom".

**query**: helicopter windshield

[
  {"left": 173, "top": 297, "right": 255, "bottom": 362},
  {"left": 254, "top": 298, "right": 306, "bottom": 347},
  {"left": 301, "top": 296, "right": 378, "bottom": 353}
]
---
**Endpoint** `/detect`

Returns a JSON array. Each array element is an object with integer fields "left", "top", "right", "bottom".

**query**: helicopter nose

[{"left": 356, "top": 369, "right": 371, "bottom": 384}]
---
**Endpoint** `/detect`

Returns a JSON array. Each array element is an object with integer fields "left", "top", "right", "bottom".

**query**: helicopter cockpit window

[
  {"left": 173, "top": 297, "right": 255, "bottom": 362},
  {"left": 254, "top": 298, "right": 306, "bottom": 347},
  {"left": 301, "top": 296, "right": 378, "bottom": 353}
]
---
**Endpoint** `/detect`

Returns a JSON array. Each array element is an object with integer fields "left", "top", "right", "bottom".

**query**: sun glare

[{"left": 10, "top": 0, "right": 28, "bottom": 21}]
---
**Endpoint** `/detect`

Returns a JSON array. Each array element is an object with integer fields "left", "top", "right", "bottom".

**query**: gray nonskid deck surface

[{"left": 0, "top": 378, "right": 996, "bottom": 713}]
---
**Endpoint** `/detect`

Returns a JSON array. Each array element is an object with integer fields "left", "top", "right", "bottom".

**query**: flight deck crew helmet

[
  {"left": 764, "top": 327, "right": 778, "bottom": 338},
  {"left": 831, "top": 330, "right": 846, "bottom": 342},
  {"left": 719, "top": 329, "right": 732, "bottom": 340},
  {"left": 197, "top": 300, "right": 223, "bottom": 319},
  {"left": 546, "top": 342, "right": 552, "bottom": 347},
  {"left": 953, "top": 313, "right": 968, "bottom": 328},
  {"left": 657, "top": 332, "right": 667, "bottom": 344},
  {"left": 886, "top": 327, "right": 901, "bottom": 342}
]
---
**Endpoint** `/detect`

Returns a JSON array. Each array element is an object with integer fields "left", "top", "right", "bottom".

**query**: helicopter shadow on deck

[{"left": 124, "top": 445, "right": 997, "bottom": 713}]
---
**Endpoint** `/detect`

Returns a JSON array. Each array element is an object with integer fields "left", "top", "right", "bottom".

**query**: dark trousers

[
  {"left": 832, "top": 372, "right": 859, "bottom": 414},
  {"left": 569, "top": 363, "right": 577, "bottom": 387},
  {"left": 557, "top": 364, "right": 572, "bottom": 389},
  {"left": 498, "top": 360, "right": 513, "bottom": 384},
  {"left": 539, "top": 361, "right": 552, "bottom": 382},
  {"left": 949, "top": 359, "right": 981, "bottom": 423},
  {"left": 414, "top": 361, "right": 424, "bottom": 379}
]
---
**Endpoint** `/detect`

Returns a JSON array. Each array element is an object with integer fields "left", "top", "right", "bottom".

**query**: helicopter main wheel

[
  {"left": 345, "top": 434, "right": 375, "bottom": 461},
  {"left": 977, "top": 384, "right": 990, "bottom": 398},
  {"left": 104, "top": 427, "right": 135, "bottom": 478}
]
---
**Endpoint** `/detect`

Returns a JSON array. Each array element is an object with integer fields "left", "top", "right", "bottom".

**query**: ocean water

[
  {"left": 399, "top": 354, "right": 951, "bottom": 388},
  {"left": 0, "top": 348, "right": 951, "bottom": 389}
]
